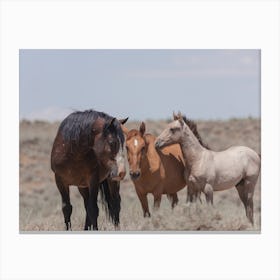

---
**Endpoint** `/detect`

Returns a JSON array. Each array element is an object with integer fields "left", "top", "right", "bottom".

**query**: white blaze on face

[
  {"left": 116, "top": 149, "right": 126, "bottom": 174},
  {"left": 134, "top": 139, "right": 138, "bottom": 147}
]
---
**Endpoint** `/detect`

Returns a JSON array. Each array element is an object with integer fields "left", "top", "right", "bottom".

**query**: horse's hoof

[
  {"left": 65, "top": 222, "right": 72, "bottom": 231},
  {"left": 88, "top": 225, "right": 98, "bottom": 230}
]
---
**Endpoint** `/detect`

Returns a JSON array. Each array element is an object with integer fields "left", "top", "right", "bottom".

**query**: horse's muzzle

[
  {"left": 109, "top": 164, "right": 118, "bottom": 179},
  {"left": 111, "top": 171, "right": 126, "bottom": 181},
  {"left": 154, "top": 139, "right": 163, "bottom": 149},
  {"left": 129, "top": 170, "right": 141, "bottom": 180}
]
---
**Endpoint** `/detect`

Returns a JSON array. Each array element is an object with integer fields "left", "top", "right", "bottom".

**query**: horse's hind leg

[
  {"left": 55, "top": 174, "right": 72, "bottom": 230},
  {"left": 235, "top": 178, "right": 255, "bottom": 225},
  {"left": 78, "top": 187, "right": 90, "bottom": 230},
  {"left": 135, "top": 188, "right": 150, "bottom": 217}
]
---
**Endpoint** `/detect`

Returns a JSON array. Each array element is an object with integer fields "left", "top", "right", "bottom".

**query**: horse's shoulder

[{"left": 200, "top": 149, "right": 214, "bottom": 162}]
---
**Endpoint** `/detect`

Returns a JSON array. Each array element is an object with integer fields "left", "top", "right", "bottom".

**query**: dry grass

[{"left": 19, "top": 118, "right": 261, "bottom": 232}]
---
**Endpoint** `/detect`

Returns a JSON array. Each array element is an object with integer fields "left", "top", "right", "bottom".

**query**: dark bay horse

[
  {"left": 51, "top": 110, "right": 128, "bottom": 230},
  {"left": 122, "top": 119, "right": 207, "bottom": 217}
]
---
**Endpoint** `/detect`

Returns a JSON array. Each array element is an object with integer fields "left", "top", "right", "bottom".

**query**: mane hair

[
  {"left": 59, "top": 109, "right": 124, "bottom": 150},
  {"left": 182, "top": 116, "right": 209, "bottom": 149}
]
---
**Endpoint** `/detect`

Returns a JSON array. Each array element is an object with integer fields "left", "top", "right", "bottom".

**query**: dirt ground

[{"left": 19, "top": 117, "right": 261, "bottom": 232}]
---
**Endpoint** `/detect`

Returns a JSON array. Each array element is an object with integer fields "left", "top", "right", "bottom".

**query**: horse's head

[
  {"left": 93, "top": 117, "right": 128, "bottom": 181},
  {"left": 155, "top": 112, "right": 185, "bottom": 149},
  {"left": 109, "top": 148, "right": 126, "bottom": 181},
  {"left": 123, "top": 122, "right": 147, "bottom": 181}
]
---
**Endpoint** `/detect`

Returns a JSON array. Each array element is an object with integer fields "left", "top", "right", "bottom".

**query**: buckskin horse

[
  {"left": 155, "top": 112, "right": 261, "bottom": 224},
  {"left": 51, "top": 110, "right": 128, "bottom": 230}
]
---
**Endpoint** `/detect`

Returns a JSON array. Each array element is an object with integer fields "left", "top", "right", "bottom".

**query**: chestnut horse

[
  {"left": 51, "top": 110, "right": 128, "bottom": 230},
  {"left": 123, "top": 120, "right": 208, "bottom": 217},
  {"left": 155, "top": 112, "right": 260, "bottom": 224}
]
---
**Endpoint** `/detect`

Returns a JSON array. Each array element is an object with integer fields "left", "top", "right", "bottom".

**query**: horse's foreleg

[
  {"left": 88, "top": 175, "right": 100, "bottom": 230},
  {"left": 187, "top": 184, "right": 202, "bottom": 204},
  {"left": 171, "top": 193, "right": 179, "bottom": 209},
  {"left": 78, "top": 187, "right": 91, "bottom": 230},
  {"left": 204, "top": 183, "right": 214, "bottom": 205},
  {"left": 135, "top": 188, "right": 150, "bottom": 217},
  {"left": 55, "top": 174, "right": 72, "bottom": 231}
]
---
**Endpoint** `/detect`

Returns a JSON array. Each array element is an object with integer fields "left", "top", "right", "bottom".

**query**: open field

[{"left": 20, "top": 118, "right": 261, "bottom": 232}]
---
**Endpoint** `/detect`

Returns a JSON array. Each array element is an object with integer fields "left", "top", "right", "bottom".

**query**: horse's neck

[{"left": 180, "top": 125, "right": 204, "bottom": 166}]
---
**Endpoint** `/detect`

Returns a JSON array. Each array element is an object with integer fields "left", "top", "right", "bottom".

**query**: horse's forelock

[
  {"left": 126, "top": 129, "right": 142, "bottom": 141},
  {"left": 103, "top": 118, "right": 125, "bottom": 148}
]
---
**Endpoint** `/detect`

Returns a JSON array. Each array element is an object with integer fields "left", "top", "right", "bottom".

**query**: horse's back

[
  {"left": 161, "top": 143, "right": 185, "bottom": 162},
  {"left": 225, "top": 146, "right": 260, "bottom": 167},
  {"left": 138, "top": 137, "right": 186, "bottom": 194},
  {"left": 211, "top": 146, "right": 260, "bottom": 183},
  {"left": 234, "top": 146, "right": 260, "bottom": 177}
]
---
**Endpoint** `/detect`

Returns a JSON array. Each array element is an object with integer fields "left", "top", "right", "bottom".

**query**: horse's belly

[
  {"left": 57, "top": 163, "right": 108, "bottom": 187},
  {"left": 213, "top": 174, "right": 242, "bottom": 191},
  {"left": 163, "top": 180, "right": 186, "bottom": 194}
]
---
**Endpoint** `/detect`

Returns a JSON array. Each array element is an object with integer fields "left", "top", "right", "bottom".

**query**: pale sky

[{"left": 19, "top": 49, "right": 260, "bottom": 121}]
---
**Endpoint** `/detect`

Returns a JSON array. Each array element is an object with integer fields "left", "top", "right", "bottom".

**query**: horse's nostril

[
  {"left": 119, "top": 171, "right": 126, "bottom": 179},
  {"left": 130, "top": 171, "right": 141, "bottom": 180}
]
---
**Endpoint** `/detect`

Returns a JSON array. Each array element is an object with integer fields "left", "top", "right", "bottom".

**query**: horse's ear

[
  {"left": 139, "top": 122, "right": 146, "bottom": 136},
  {"left": 173, "top": 111, "right": 179, "bottom": 120},
  {"left": 119, "top": 117, "right": 129, "bottom": 125},
  {"left": 121, "top": 125, "right": 129, "bottom": 137},
  {"left": 178, "top": 111, "right": 183, "bottom": 120},
  {"left": 110, "top": 117, "right": 116, "bottom": 126},
  {"left": 104, "top": 118, "right": 116, "bottom": 131},
  {"left": 179, "top": 118, "right": 185, "bottom": 127}
]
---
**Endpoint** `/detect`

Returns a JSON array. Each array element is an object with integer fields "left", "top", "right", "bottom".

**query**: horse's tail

[{"left": 99, "top": 179, "right": 121, "bottom": 227}]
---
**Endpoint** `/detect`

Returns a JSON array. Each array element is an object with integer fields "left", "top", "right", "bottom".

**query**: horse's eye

[
  {"left": 141, "top": 147, "right": 145, "bottom": 153},
  {"left": 109, "top": 140, "right": 117, "bottom": 150},
  {"left": 170, "top": 128, "right": 175, "bottom": 133}
]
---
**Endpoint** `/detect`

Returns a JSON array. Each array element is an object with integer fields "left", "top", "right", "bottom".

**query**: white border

[{"left": 1, "top": 1, "right": 280, "bottom": 279}]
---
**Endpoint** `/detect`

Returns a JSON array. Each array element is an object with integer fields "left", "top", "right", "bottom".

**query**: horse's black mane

[
  {"left": 182, "top": 116, "right": 209, "bottom": 149},
  {"left": 59, "top": 109, "right": 125, "bottom": 149}
]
